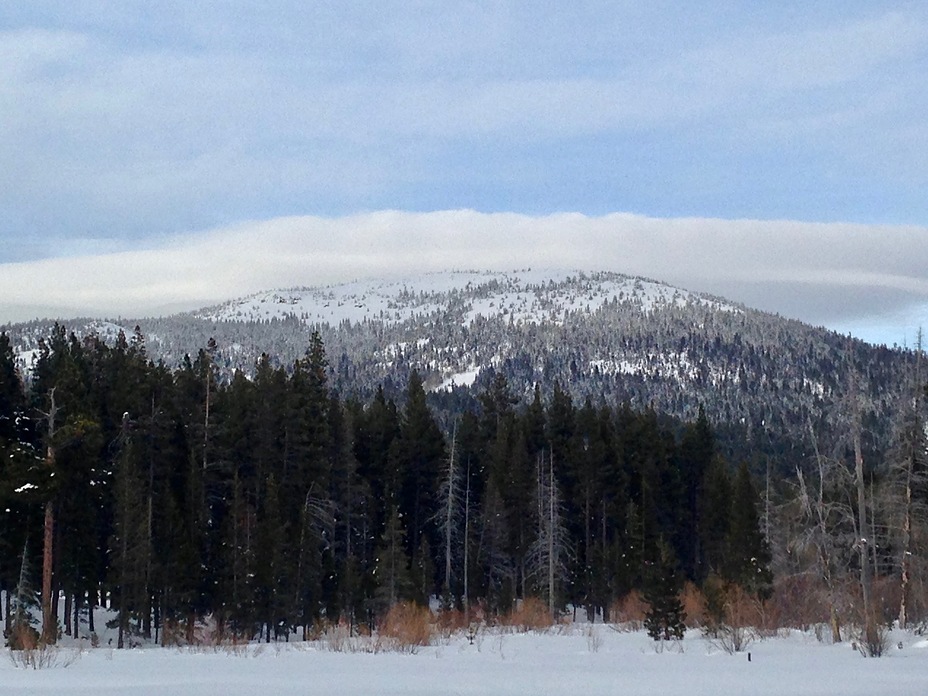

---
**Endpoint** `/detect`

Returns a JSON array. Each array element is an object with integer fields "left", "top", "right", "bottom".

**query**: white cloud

[{"left": 1, "top": 210, "right": 926, "bottom": 346}]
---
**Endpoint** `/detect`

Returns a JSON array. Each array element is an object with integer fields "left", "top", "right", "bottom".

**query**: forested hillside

[
  {"left": 4, "top": 271, "right": 915, "bottom": 472},
  {"left": 1, "top": 270, "right": 925, "bottom": 653}
]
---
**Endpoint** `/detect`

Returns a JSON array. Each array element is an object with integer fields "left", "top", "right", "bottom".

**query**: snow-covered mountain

[
  {"left": 3, "top": 269, "right": 914, "bottom": 465},
  {"left": 195, "top": 269, "right": 739, "bottom": 327}
]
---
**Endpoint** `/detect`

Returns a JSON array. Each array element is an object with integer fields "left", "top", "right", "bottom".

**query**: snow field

[{"left": 4, "top": 625, "right": 928, "bottom": 696}]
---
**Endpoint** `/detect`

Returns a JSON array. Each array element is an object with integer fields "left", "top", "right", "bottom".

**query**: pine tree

[
  {"left": 679, "top": 405, "right": 715, "bottom": 579},
  {"left": 374, "top": 505, "right": 412, "bottom": 612},
  {"left": 8, "top": 539, "right": 39, "bottom": 649},
  {"left": 698, "top": 456, "right": 732, "bottom": 577},
  {"left": 29, "top": 326, "right": 102, "bottom": 645},
  {"left": 643, "top": 539, "right": 686, "bottom": 641},
  {"left": 725, "top": 462, "right": 772, "bottom": 597},
  {"left": 110, "top": 415, "right": 149, "bottom": 648},
  {"left": 391, "top": 371, "right": 445, "bottom": 559}
]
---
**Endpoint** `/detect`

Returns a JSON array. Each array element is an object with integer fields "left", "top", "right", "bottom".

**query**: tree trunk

[
  {"left": 40, "top": 386, "right": 60, "bottom": 645},
  {"left": 41, "top": 499, "right": 56, "bottom": 645},
  {"left": 73, "top": 592, "right": 81, "bottom": 639},
  {"left": 851, "top": 365, "right": 874, "bottom": 652},
  {"left": 88, "top": 587, "right": 96, "bottom": 634},
  {"left": 899, "top": 464, "right": 913, "bottom": 628},
  {"left": 64, "top": 592, "right": 72, "bottom": 637}
]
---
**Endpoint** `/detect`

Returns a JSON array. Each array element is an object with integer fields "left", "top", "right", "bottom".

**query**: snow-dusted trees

[{"left": 526, "top": 451, "right": 570, "bottom": 614}]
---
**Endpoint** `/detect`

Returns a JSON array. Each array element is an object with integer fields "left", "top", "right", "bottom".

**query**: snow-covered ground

[{"left": 4, "top": 626, "right": 927, "bottom": 695}]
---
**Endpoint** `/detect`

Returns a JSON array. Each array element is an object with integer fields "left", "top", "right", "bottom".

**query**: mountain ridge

[{"left": 3, "top": 268, "right": 914, "bottom": 470}]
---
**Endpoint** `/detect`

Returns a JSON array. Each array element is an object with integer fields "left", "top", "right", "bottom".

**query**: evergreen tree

[
  {"left": 29, "top": 326, "right": 102, "bottom": 644},
  {"left": 679, "top": 405, "right": 715, "bottom": 579},
  {"left": 391, "top": 371, "right": 445, "bottom": 560},
  {"left": 8, "top": 539, "right": 39, "bottom": 649},
  {"left": 725, "top": 462, "right": 772, "bottom": 597},
  {"left": 374, "top": 505, "right": 412, "bottom": 612},
  {"left": 109, "top": 415, "right": 150, "bottom": 648},
  {"left": 698, "top": 456, "right": 732, "bottom": 577},
  {"left": 643, "top": 539, "right": 686, "bottom": 641},
  {"left": 216, "top": 471, "right": 257, "bottom": 637}
]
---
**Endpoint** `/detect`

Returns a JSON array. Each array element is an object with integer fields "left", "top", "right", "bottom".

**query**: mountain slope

[{"left": 4, "top": 269, "right": 914, "bottom": 466}]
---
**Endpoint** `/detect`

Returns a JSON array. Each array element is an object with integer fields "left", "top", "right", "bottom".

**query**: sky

[{"left": 1, "top": 3, "right": 927, "bottom": 346}]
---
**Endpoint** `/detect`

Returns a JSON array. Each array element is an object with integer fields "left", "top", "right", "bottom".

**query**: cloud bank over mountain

[{"left": 2, "top": 210, "right": 925, "bottom": 347}]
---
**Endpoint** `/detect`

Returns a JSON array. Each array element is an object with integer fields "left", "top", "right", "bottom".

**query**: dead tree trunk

[
  {"left": 850, "top": 359, "right": 878, "bottom": 655},
  {"left": 40, "top": 387, "right": 60, "bottom": 646}
]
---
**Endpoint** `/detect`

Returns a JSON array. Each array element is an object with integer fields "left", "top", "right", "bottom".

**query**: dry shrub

[
  {"left": 435, "top": 607, "right": 470, "bottom": 638},
  {"left": 376, "top": 602, "right": 434, "bottom": 653},
  {"left": 872, "top": 575, "right": 901, "bottom": 625},
  {"left": 8, "top": 644, "right": 81, "bottom": 670},
  {"left": 681, "top": 582, "right": 707, "bottom": 628},
  {"left": 7, "top": 622, "right": 40, "bottom": 651},
  {"left": 160, "top": 619, "right": 188, "bottom": 647},
  {"left": 767, "top": 575, "right": 830, "bottom": 630},
  {"left": 500, "top": 597, "right": 554, "bottom": 633},
  {"left": 200, "top": 616, "right": 254, "bottom": 649},
  {"left": 305, "top": 618, "right": 332, "bottom": 643},
  {"left": 585, "top": 623, "right": 604, "bottom": 652},
  {"left": 746, "top": 593, "right": 782, "bottom": 637},
  {"left": 609, "top": 591, "right": 648, "bottom": 631},
  {"left": 322, "top": 620, "right": 353, "bottom": 653},
  {"left": 311, "top": 619, "right": 373, "bottom": 653},
  {"left": 709, "top": 585, "right": 763, "bottom": 654}
]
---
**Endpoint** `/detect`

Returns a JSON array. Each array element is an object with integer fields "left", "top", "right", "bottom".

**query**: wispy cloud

[{"left": 2, "top": 6, "right": 927, "bottom": 261}]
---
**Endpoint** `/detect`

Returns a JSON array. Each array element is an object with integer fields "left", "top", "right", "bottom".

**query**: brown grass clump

[
  {"left": 376, "top": 602, "right": 434, "bottom": 653},
  {"left": 500, "top": 597, "right": 554, "bottom": 632},
  {"left": 609, "top": 591, "right": 648, "bottom": 630}
]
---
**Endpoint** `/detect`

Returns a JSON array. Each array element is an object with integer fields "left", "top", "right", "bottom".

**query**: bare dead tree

[
  {"left": 527, "top": 451, "right": 571, "bottom": 616},
  {"left": 792, "top": 418, "right": 855, "bottom": 643},
  {"left": 888, "top": 331, "right": 928, "bottom": 628},
  {"left": 436, "top": 424, "right": 463, "bottom": 603}
]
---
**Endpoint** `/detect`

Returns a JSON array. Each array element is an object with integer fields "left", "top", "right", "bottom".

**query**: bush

[
  {"left": 855, "top": 620, "right": 888, "bottom": 658},
  {"left": 435, "top": 607, "right": 470, "bottom": 638},
  {"left": 703, "top": 583, "right": 760, "bottom": 654},
  {"left": 8, "top": 644, "right": 81, "bottom": 670},
  {"left": 7, "top": 622, "right": 40, "bottom": 651},
  {"left": 681, "top": 582, "right": 708, "bottom": 628},
  {"left": 376, "top": 602, "right": 433, "bottom": 653},
  {"left": 609, "top": 591, "right": 648, "bottom": 631},
  {"left": 500, "top": 597, "right": 554, "bottom": 633}
]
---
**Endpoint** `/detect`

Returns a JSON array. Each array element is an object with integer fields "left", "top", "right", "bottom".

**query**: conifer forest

[{"left": 0, "top": 319, "right": 926, "bottom": 657}]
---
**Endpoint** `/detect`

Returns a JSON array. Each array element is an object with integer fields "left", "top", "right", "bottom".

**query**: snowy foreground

[{"left": 4, "top": 627, "right": 928, "bottom": 696}]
